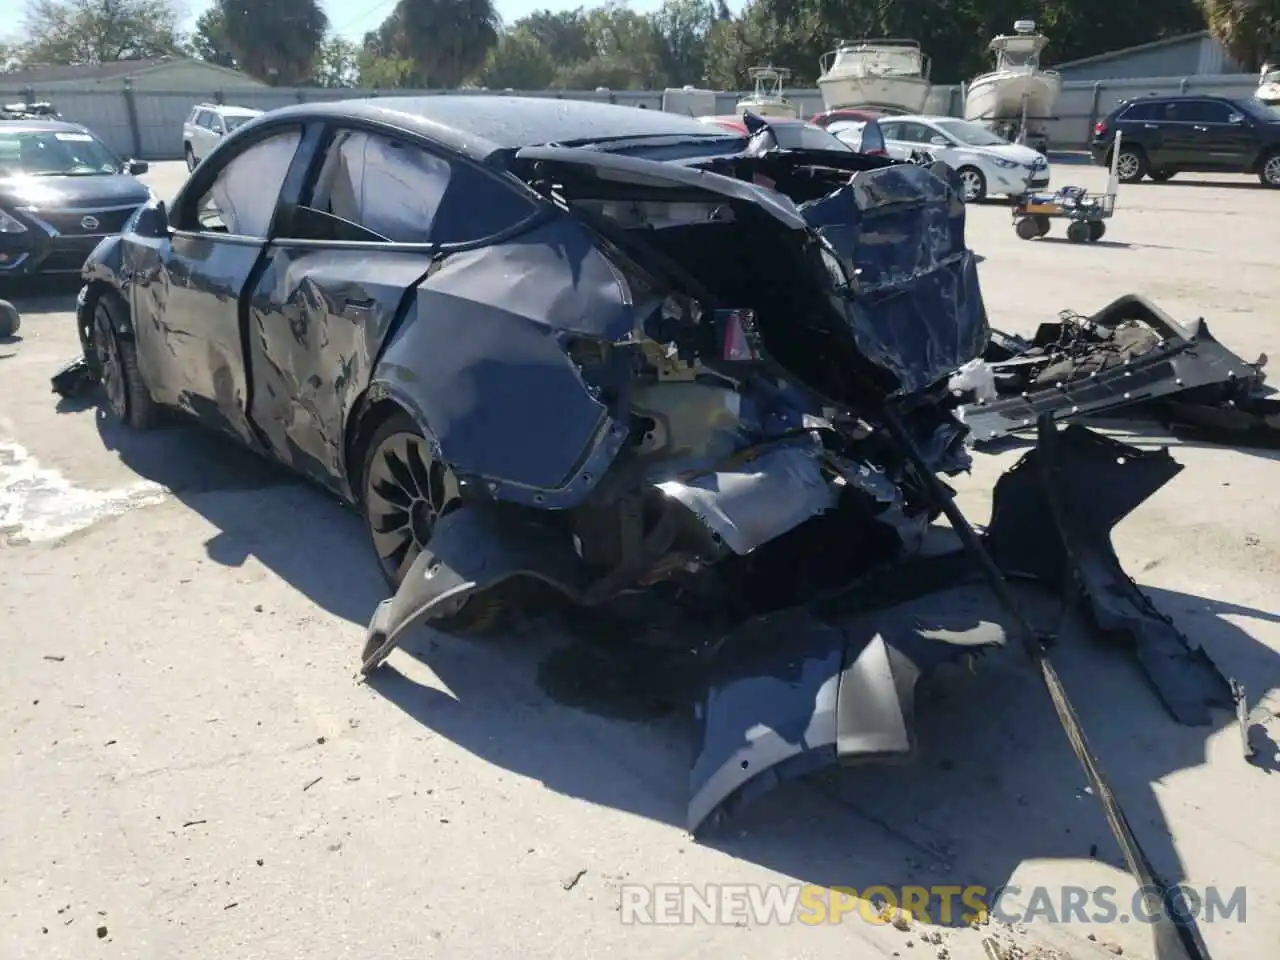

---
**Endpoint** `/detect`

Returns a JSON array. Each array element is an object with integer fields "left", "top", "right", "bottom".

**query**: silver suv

[{"left": 182, "top": 103, "right": 263, "bottom": 171}]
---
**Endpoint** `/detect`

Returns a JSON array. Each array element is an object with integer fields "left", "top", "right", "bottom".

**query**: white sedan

[{"left": 877, "top": 115, "right": 1051, "bottom": 201}]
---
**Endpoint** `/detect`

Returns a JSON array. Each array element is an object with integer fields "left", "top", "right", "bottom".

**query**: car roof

[
  {"left": 0, "top": 119, "right": 90, "bottom": 135},
  {"left": 216, "top": 105, "right": 262, "bottom": 116},
  {"left": 266, "top": 96, "right": 731, "bottom": 161}
]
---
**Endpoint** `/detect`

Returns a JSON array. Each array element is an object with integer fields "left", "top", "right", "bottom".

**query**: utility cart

[{"left": 1012, "top": 131, "right": 1122, "bottom": 243}]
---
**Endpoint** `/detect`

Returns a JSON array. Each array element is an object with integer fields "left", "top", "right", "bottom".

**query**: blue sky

[{"left": 0, "top": 0, "right": 683, "bottom": 45}]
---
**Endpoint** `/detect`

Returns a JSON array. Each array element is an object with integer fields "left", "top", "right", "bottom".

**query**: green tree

[
  {"left": 553, "top": 1, "right": 666, "bottom": 88},
  {"left": 18, "top": 0, "right": 182, "bottom": 65},
  {"left": 1196, "top": 0, "right": 1280, "bottom": 70},
  {"left": 218, "top": 0, "right": 328, "bottom": 86},
  {"left": 187, "top": 7, "right": 235, "bottom": 68},
  {"left": 397, "top": 0, "right": 501, "bottom": 86},
  {"left": 652, "top": 0, "right": 717, "bottom": 86},
  {"left": 474, "top": 26, "right": 557, "bottom": 88},
  {"left": 519, "top": 8, "right": 593, "bottom": 63},
  {"left": 311, "top": 35, "right": 359, "bottom": 86}
]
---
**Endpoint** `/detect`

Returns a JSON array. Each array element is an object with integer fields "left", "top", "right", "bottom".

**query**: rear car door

[
  {"left": 244, "top": 126, "right": 546, "bottom": 494},
  {"left": 136, "top": 124, "right": 302, "bottom": 444},
  {"left": 1113, "top": 100, "right": 1167, "bottom": 163}
]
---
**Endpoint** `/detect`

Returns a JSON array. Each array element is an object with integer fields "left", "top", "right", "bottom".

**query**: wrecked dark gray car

[{"left": 63, "top": 95, "right": 994, "bottom": 824}]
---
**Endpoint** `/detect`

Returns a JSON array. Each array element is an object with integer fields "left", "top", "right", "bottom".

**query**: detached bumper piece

[
  {"left": 688, "top": 585, "right": 1005, "bottom": 834},
  {"left": 961, "top": 294, "right": 1275, "bottom": 448},
  {"left": 985, "top": 422, "right": 1235, "bottom": 726}
]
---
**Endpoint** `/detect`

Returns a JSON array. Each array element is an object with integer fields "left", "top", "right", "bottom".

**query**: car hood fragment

[{"left": 958, "top": 294, "right": 1275, "bottom": 447}]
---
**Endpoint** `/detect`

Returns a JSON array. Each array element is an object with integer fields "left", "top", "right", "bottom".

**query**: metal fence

[{"left": 0, "top": 72, "right": 1262, "bottom": 161}]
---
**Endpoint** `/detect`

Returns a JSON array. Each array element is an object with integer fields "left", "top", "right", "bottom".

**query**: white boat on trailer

[
  {"left": 964, "top": 20, "right": 1061, "bottom": 150},
  {"left": 735, "top": 66, "right": 799, "bottom": 118},
  {"left": 817, "top": 39, "right": 931, "bottom": 115}
]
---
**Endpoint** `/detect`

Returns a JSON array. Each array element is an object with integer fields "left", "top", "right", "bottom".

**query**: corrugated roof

[
  {"left": 0, "top": 57, "right": 176, "bottom": 84},
  {"left": 1052, "top": 32, "right": 1211, "bottom": 71}
]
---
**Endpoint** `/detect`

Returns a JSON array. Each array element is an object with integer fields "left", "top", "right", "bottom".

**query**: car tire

[
  {"left": 1259, "top": 150, "right": 1280, "bottom": 188},
  {"left": 93, "top": 293, "right": 156, "bottom": 430},
  {"left": 359, "top": 410, "right": 506, "bottom": 638},
  {"left": 184, "top": 144, "right": 196, "bottom": 171},
  {"left": 1114, "top": 148, "right": 1147, "bottom": 183},
  {"left": 956, "top": 166, "right": 987, "bottom": 202},
  {"left": 1147, "top": 168, "right": 1176, "bottom": 183},
  {"left": 0, "top": 299, "right": 18, "bottom": 338}
]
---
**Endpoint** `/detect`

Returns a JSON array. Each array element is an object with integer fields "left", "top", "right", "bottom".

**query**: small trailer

[{"left": 1012, "top": 131, "right": 1122, "bottom": 243}]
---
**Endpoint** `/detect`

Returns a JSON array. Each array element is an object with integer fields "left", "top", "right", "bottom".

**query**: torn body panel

[
  {"left": 984, "top": 422, "right": 1235, "bottom": 726},
  {"left": 962, "top": 295, "right": 1270, "bottom": 445}
]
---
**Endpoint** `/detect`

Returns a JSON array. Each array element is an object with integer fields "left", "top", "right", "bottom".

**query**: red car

[{"left": 809, "top": 108, "right": 888, "bottom": 127}]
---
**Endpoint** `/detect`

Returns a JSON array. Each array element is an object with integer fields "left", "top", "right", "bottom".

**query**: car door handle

[{"left": 1143, "top": 123, "right": 1158, "bottom": 129}]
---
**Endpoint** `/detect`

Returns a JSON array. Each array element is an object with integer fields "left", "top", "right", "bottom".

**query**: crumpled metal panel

[
  {"left": 984, "top": 422, "right": 1236, "bottom": 726},
  {"left": 655, "top": 439, "right": 837, "bottom": 555},
  {"left": 800, "top": 163, "right": 989, "bottom": 397}
]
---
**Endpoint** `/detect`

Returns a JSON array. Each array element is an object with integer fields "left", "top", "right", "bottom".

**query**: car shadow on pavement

[
  {"left": 3, "top": 277, "right": 81, "bottom": 315},
  {"left": 93, "top": 409, "right": 387, "bottom": 625},
  {"left": 367, "top": 573, "right": 1279, "bottom": 949}
]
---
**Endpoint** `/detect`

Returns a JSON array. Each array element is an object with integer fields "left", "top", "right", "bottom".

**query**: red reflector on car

[
  {"left": 1093, "top": 120, "right": 1107, "bottom": 137},
  {"left": 718, "top": 309, "right": 760, "bottom": 362}
]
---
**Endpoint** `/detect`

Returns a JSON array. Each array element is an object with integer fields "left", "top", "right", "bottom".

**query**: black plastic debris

[
  {"left": 984, "top": 420, "right": 1236, "bottom": 726},
  {"left": 960, "top": 294, "right": 1275, "bottom": 448}
]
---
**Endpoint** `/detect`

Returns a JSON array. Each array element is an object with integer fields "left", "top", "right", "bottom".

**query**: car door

[
  {"left": 1160, "top": 100, "right": 1215, "bottom": 168},
  {"left": 135, "top": 124, "right": 304, "bottom": 444},
  {"left": 879, "top": 120, "right": 915, "bottom": 160},
  {"left": 1179, "top": 99, "right": 1253, "bottom": 168},
  {"left": 1114, "top": 100, "right": 1167, "bottom": 163},
  {"left": 244, "top": 126, "right": 546, "bottom": 494}
]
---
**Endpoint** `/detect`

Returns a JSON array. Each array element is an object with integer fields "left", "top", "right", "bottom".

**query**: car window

[
  {"left": 859, "top": 120, "right": 886, "bottom": 154},
  {"left": 1119, "top": 101, "right": 1160, "bottom": 121},
  {"left": 191, "top": 128, "right": 301, "bottom": 236},
  {"left": 299, "top": 130, "right": 538, "bottom": 245},
  {"left": 187, "top": 108, "right": 200, "bottom": 124},
  {"left": 209, "top": 114, "right": 226, "bottom": 133},
  {"left": 824, "top": 120, "right": 860, "bottom": 136},
  {"left": 879, "top": 121, "right": 903, "bottom": 140},
  {"left": 1180, "top": 100, "right": 1232, "bottom": 123},
  {"left": 895, "top": 122, "right": 936, "bottom": 144}
]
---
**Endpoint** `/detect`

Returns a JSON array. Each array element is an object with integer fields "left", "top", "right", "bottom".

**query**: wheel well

[
  {"left": 343, "top": 395, "right": 411, "bottom": 506},
  {"left": 183, "top": 140, "right": 193, "bottom": 152}
]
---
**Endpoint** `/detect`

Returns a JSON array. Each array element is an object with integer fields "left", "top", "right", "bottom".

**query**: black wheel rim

[
  {"left": 93, "top": 309, "right": 126, "bottom": 418},
  {"left": 365, "top": 432, "right": 458, "bottom": 585}
]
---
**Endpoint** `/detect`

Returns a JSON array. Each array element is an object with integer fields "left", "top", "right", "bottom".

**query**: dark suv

[{"left": 1089, "top": 94, "right": 1280, "bottom": 187}]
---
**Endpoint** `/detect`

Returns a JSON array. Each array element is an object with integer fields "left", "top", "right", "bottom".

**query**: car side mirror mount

[
  {"left": 128, "top": 159, "right": 149, "bottom": 175},
  {"left": 134, "top": 200, "right": 171, "bottom": 238},
  {"left": 930, "top": 135, "right": 948, "bottom": 146}
]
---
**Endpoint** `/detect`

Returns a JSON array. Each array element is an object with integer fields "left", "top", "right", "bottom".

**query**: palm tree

[
  {"left": 397, "top": 0, "right": 501, "bottom": 87},
  {"left": 219, "top": 0, "right": 329, "bottom": 86},
  {"left": 1197, "top": 0, "right": 1280, "bottom": 72}
]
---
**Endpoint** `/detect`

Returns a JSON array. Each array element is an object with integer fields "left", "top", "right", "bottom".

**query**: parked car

[
  {"left": 1089, "top": 94, "right": 1280, "bottom": 187},
  {"left": 878, "top": 115, "right": 1050, "bottom": 201},
  {"left": 182, "top": 103, "right": 264, "bottom": 171},
  {"left": 0, "top": 120, "right": 149, "bottom": 280}
]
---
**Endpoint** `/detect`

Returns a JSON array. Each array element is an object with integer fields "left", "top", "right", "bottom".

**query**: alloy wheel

[
  {"left": 958, "top": 169, "right": 983, "bottom": 202},
  {"left": 364, "top": 431, "right": 459, "bottom": 586},
  {"left": 93, "top": 310, "right": 126, "bottom": 419},
  {"left": 1263, "top": 154, "right": 1280, "bottom": 186},
  {"left": 1116, "top": 151, "right": 1140, "bottom": 181}
]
